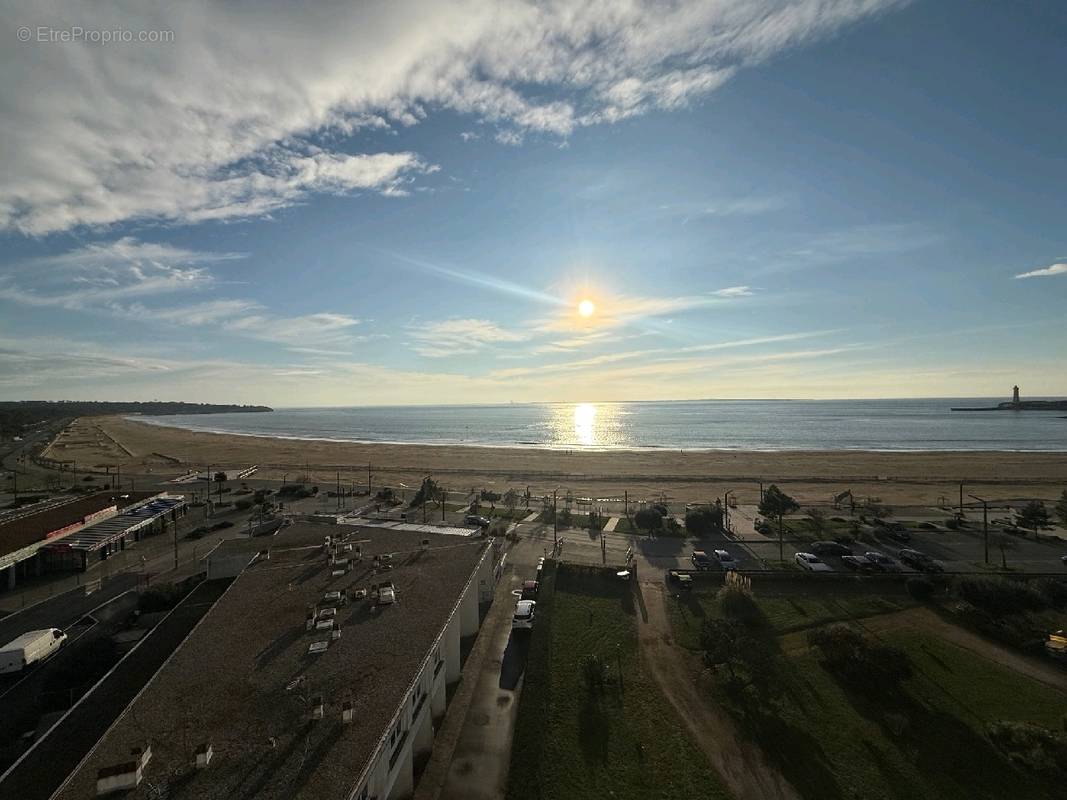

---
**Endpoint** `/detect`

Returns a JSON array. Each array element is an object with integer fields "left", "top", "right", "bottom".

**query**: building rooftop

[
  {"left": 0, "top": 491, "right": 156, "bottom": 559},
  {"left": 54, "top": 522, "right": 488, "bottom": 800},
  {"left": 53, "top": 495, "right": 185, "bottom": 553}
]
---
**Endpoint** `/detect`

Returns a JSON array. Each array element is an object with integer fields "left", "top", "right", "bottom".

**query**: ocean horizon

[{"left": 129, "top": 398, "right": 1067, "bottom": 453}]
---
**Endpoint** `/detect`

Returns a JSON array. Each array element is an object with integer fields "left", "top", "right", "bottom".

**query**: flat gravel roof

[{"left": 54, "top": 522, "right": 488, "bottom": 800}]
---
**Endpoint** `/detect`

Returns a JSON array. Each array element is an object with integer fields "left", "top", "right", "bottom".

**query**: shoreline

[
  {"left": 127, "top": 415, "right": 1067, "bottom": 455},
  {"left": 42, "top": 416, "right": 1067, "bottom": 506}
]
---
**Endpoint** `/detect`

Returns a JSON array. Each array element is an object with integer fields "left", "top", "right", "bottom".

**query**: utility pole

[
  {"left": 368, "top": 464, "right": 372, "bottom": 495},
  {"left": 723, "top": 490, "right": 734, "bottom": 534},
  {"left": 553, "top": 488, "right": 559, "bottom": 552},
  {"left": 173, "top": 516, "right": 178, "bottom": 569},
  {"left": 759, "top": 481, "right": 765, "bottom": 503},
  {"left": 969, "top": 494, "right": 990, "bottom": 564},
  {"left": 959, "top": 482, "right": 964, "bottom": 518}
]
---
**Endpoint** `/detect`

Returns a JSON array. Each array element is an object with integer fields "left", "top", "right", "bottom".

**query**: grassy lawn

[
  {"left": 506, "top": 564, "right": 730, "bottom": 800},
  {"left": 753, "top": 628, "right": 1067, "bottom": 800},
  {"left": 668, "top": 588, "right": 911, "bottom": 650},
  {"left": 669, "top": 590, "right": 1067, "bottom": 800}
]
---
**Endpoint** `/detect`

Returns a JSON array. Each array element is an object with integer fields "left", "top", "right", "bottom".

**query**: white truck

[{"left": 0, "top": 628, "right": 67, "bottom": 675}]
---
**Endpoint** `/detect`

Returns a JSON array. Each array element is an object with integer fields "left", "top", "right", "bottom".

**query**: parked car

[
  {"left": 512, "top": 600, "right": 536, "bottom": 630},
  {"left": 811, "top": 541, "right": 852, "bottom": 557},
  {"left": 882, "top": 527, "right": 911, "bottom": 543},
  {"left": 794, "top": 552, "right": 833, "bottom": 572},
  {"left": 521, "top": 580, "right": 539, "bottom": 600},
  {"left": 691, "top": 550, "right": 713, "bottom": 570},
  {"left": 897, "top": 548, "right": 944, "bottom": 573},
  {"left": 465, "top": 515, "right": 490, "bottom": 528},
  {"left": 713, "top": 549, "right": 739, "bottom": 570},
  {"left": 864, "top": 551, "right": 902, "bottom": 573},
  {"left": 842, "top": 554, "right": 876, "bottom": 572}
]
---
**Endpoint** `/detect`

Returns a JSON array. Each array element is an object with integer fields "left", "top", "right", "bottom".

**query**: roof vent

[
  {"left": 342, "top": 701, "right": 354, "bottom": 724},
  {"left": 196, "top": 743, "right": 213, "bottom": 769},
  {"left": 311, "top": 695, "right": 324, "bottom": 720},
  {"left": 96, "top": 746, "right": 150, "bottom": 796}
]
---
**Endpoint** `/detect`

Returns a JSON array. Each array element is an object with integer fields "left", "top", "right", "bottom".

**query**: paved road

[
  {"left": 0, "top": 578, "right": 232, "bottom": 800},
  {"left": 0, "top": 573, "right": 139, "bottom": 645}
]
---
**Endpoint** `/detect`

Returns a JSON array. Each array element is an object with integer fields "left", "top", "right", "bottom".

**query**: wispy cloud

[
  {"left": 782, "top": 223, "right": 940, "bottom": 267},
  {"left": 534, "top": 287, "right": 755, "bottom": 333},
  {"left": 493, "top": 330, "right": 838, "bottom": 378},
  {"left": 0, "top": 238, "right": 370, "bottom": 350},
  {"left": 711, "top": 286, "right": 754, "bottom": 298},
  {"left": 0, "top": 1, "right": 904, "bottom": 234},
  {"left": 0, "top": 237, "right": 243, "bottom": 309},
  {"left": 1014, "top": 262, "right": 1067, "bottom": 279},
  {"left": 408, "top": 318, "right": 529, "bottom": 358},
  {"left": 382, "top": 250, "right": 566, "bottom": 307}
]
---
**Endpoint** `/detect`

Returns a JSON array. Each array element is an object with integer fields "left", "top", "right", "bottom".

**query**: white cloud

[
  {"left": 0, "top": 237, "right": 242, "bottom": 309},
  {"left": 1014, "top": 262, "right": 1067, "bottom": 279},
  {"left": 711, "top": 285, "right": 754, "bottom": 297},
  {"left": 0, "top": 238, "right": 370, "bottom": 350},
  {"left": 0, "top": 1, "right": 904, "bottom": 235},
  {"left": 408, "top": 318, "right": 528, "bottom": 357}
]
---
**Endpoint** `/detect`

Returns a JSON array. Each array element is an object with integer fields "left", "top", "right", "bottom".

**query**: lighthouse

[{"left": 1012, "top": 385, "right": 1020, "bottom": 406}]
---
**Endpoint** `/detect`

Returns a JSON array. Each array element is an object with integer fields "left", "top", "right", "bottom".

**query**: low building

[
  {"left": 0, "top": 491, "right": 160, "bottom": 588},
  {"left": 53, "top": 522, "right": 499, "bottom": 800},
  {"left": 40, "top": 494, "right": 186, "bottom": 571}
]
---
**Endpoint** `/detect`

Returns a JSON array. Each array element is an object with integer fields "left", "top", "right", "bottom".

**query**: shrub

[
  {"left": 957, "top": 577, "right": 1046, "bottom": 615},
  {"left": 685, "top": 506, "right": 724, "bottom": 537},
  {"left": 634, "top": 507, "right": 664, "bottom": 533},
  {"left": 1033, "top": 578, "right": 1067, "bottom": 608},
  {"left": 987, "top": 721, "right": 1067, "bottom": 775},
  {"left": 138, "top": 584, "right": 184, "bottom": 613},
  {"left": 580, "top": 654, "right": 607, "bottom": 695},
  {"left": 808, "top": 623, "right": 911, "bottom": 686},
  {"left": 718, "top": 573, "right": 759, "bottom": 623},
  {"left": 906, "top": 576, "right": 935, "bottom": 601},
  {"left": 945, "top": 517, "right": 960, "bottom": 530},
  {"left": 234, "top": 498, "right": 253, "bottom": 510}
]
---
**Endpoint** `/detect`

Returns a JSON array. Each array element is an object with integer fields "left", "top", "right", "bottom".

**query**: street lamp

[
  {"left": 968, "top": 494, "right": 990, "bottom": 564},
  {"left": 723, "top": 490, "right": 735, "bottom": 534}
]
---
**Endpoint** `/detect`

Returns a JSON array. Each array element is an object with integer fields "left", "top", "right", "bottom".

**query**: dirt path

[
  {"left": 845, "top": 605, "right": 1067, "bottom": 691},
  {"left": 636, "top": 581, "right": 800, "bottom": 800}
]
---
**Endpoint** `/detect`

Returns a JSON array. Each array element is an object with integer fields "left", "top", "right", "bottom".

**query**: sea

[{"left": 130, "top": 399, "right": 1067, "bottom": 452}]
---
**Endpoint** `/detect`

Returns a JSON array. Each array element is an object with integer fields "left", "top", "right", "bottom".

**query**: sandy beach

[{"left": 43, "top": 416, "right": 1067, "bottom": 507}]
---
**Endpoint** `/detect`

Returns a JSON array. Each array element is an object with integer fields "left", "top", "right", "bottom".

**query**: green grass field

[
  {"left": 671, "top": 590, "right": 1067, "bottom": 800},
  {"left": 668, "top": 588, "right": 911, "bottom": 650},
  {"left": 506, "top": 564, "right": 730, "bottom": 800}
]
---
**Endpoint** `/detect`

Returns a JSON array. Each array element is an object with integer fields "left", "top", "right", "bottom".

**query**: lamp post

[
  {"left": 968, "top": 494, "right": 990, "bottom": 565},
  {"left": 723, "top": 490, "right": 735, "bottom": 534}
]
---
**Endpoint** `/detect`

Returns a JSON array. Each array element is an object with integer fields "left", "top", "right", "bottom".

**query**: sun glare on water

[{"left": 578, "top": 299, "right": 595, "bottom": 317}]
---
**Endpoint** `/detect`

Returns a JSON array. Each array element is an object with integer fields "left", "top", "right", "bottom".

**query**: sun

[{"left": 578, "top": 299, "right": 596, "bottom": 318}]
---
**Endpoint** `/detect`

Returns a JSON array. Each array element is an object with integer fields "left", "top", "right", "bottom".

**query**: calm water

[{"left": 131, "top": 399, "right": 1067, "bottom": 452}]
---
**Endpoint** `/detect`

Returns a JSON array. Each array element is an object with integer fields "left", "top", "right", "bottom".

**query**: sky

[{"left": 1, "top": 0, "right": 1065, "bottom": 405}]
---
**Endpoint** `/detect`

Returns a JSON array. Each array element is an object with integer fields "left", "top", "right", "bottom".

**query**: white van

[{"left": 0, "top": 628, "right": 67, "bottom": 674}]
